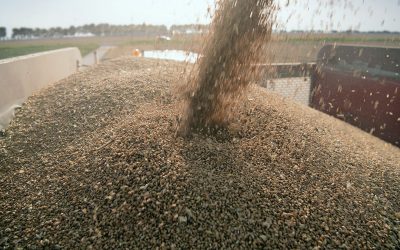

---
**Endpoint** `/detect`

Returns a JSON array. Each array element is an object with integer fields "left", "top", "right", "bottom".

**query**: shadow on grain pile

[{"left": 0, "top": 57, "right": 399, "bottom": 249}]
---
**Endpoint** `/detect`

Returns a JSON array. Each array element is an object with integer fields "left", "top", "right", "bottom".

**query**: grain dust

[{"left": 182, "top": 0, "right": 275, "bottom": 134}]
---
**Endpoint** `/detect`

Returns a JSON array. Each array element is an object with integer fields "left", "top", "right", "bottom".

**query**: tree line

[
  {"left": 6, "top": 24, "right": 209, "bottom": 39},
  {"left": 0, "top": 27, "right": 6, "bottom": 39},
  {"left": 3, "top": 24, "right": 398, "bottom": 40}
]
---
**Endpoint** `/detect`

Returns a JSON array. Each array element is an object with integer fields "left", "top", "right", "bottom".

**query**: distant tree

[
  {"left": 8, "top": 23, "right": 195, "bottom": 39},
  {"left": 12, "top": 28, "right": 25, "bottom": 38},
  {"left": 0, "top": 27, "right": 6, "bottom": 38},
  {"left": 68, "top": 26, "right": 76, "bottom": 36},
  {"left": 33, "top": 28, "right": 47, "bottom": 37},
  {"left": 12, "top": 28, "right": 18, "bottom": 38},
  {"left": 12, "top": 27, "right": 35, "bottom": 38}
]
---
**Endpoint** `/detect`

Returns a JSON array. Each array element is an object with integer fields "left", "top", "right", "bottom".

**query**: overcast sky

[{"left": 0, "top": 0, "right": 399, "bottom": 36}]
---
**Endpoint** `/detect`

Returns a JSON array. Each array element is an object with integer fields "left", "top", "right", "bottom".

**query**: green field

[
  {"left": 0, "top": 43, "right": 98, "bottom": 60},
  {"left": 0, "top": 36, "right": 182, "bottom": 60},
  {"left": 0, "top": 37, "right": 105, "bottom": 60},
  {"left": 0, "top": 44, "right": 99, "bottom": 60}
]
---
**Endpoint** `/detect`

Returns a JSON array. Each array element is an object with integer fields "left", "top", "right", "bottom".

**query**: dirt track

[{"left": 0, "top": 58, "right": 399, "bottom": 249}]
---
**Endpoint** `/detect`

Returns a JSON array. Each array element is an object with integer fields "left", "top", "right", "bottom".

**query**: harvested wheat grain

[{"left": 0, "top": 58, "right": 399, "bottom": 249}]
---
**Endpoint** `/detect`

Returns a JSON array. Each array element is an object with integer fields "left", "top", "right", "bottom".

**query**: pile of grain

[
  {"left": 0, "top": 58, "right": 399, "bottom": 249},
  {"left": 182, "top": 0, "right": 275, "bottom": 133}
]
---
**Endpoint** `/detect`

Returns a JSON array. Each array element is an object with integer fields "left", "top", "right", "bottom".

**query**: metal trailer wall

[{"left": 0, "top": 48, "right": 82, "bottom": 129}]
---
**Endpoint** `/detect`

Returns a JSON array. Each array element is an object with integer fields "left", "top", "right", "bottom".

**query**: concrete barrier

[{"left": 0, "top": 48, "right": 82, "bottom": 129}]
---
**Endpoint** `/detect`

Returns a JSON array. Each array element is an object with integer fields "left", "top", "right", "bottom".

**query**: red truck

[{"left": 310, "top": 44, "right": 400, "bottom": 146}]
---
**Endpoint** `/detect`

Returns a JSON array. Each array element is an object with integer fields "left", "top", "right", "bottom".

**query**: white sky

[
  {"left": 0, "top": 0, "right": 399, "bottom": 36},
  {"left": 276, "top": 0, "right": 400, "bottom": 32}
]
